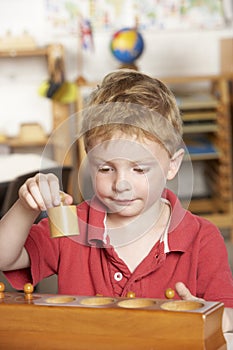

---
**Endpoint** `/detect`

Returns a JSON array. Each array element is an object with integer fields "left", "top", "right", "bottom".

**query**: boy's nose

[{"left": 114, "top": 179, "right": 131, "bottom": 193}]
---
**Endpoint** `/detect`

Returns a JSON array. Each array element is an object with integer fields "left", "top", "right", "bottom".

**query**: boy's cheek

[{"left": 95, "top": 177, "right": 111, "bottom": 193}]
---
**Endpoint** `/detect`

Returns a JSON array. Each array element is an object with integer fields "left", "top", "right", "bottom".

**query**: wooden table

[
  {"left": 0, "top": 153, "right": 58, "bottom": 183},
  {"left": 0, "top": 153, "right": 58, "bottom": 216}
]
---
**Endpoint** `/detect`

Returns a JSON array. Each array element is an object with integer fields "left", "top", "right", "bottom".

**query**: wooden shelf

[
  {"left": 182, "top": 111, "right": 217, "bottom": 122},
  {"left": 162, "top": 74, "right": 233, "bottom": 84},
  {"left": 6, "top": 137, "right": 49, "bottom": 147},
  {"left": 195, "top": 153, "right": 220, "bottom": 161},
  {"left": 183, "top": 123, "right": 218, "bottom": 133},
  {"left": 177, "top": 95, "right": 219, "bottom": 110},
  {"left": 165, "top": 75, "right": 233, "bottom": 240},
  {"left": 0, "top": 47, "right": 48, "bottom": 57},
  {"left": 0, "top": 44, "right": 65, "bottom": 158},
  {"left": 184, "top": 153, "right": 220, "bottom": 161}
]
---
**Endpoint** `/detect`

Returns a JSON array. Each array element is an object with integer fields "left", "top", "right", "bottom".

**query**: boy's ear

[{"left": 167, "top": 148, "right": 185, "bottom": 180}]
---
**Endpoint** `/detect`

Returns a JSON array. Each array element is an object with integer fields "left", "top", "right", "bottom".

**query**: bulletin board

[{"left": 45, "top": 0, "right": 231, "bottom": 36}]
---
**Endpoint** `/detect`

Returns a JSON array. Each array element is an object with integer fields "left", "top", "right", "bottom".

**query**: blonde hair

[{"left": 81, "top": 69, "right": 183, "bottom": 156}]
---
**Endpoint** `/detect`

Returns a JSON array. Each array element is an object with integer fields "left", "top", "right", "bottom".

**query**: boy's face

[{"left": 87, "top": 132, "right": 181, "bottom": 223}]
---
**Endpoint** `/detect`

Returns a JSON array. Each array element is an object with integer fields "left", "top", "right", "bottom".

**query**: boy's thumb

[{"left": 175, "top": 282, "right": 193, "bottom": 300}]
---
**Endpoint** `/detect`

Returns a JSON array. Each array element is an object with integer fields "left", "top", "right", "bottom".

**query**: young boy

[{"left": 0, "top": 70, "right": 232, "bottom": 332}]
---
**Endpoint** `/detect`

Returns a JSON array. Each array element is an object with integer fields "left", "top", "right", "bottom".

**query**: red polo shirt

[{"left": 5, "top": 189, "right": 233, "bottom": 307}]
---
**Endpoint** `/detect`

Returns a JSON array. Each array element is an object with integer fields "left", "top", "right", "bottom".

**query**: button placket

[{"left": 114, "top": 272, "right": 123, "bottom": 281}]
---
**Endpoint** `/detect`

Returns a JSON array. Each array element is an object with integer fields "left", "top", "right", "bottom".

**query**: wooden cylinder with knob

[
  {"left": 0, "top": 282, "right": 5, "bottom": 299},
  {"left": 165, "top": 288, "right": 175, "bottom": 299},
  {"left": 24, "top": 283, "right": 34, "bottom": 300},
  {"left": 126, "top": 291, "right": 136, "bottom": 298},
  {"left": 48, "top": 191, "right": 79, "bottom": 238}
]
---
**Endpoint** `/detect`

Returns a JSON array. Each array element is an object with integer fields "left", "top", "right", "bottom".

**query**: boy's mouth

[{"left": 111, "top": 198, "right": 136, "bottom": 205}]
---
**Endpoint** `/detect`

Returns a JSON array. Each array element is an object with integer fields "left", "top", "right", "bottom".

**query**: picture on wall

[{"left": 45, "top": 0, "right": 231, "bottom": 36}]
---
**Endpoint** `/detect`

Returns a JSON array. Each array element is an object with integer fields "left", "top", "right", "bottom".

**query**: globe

[{"left": 110, "top": 27, "right": 144, "bottom": 65}]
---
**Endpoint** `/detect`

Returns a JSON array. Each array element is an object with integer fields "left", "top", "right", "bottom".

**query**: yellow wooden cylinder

[{"left": 48, "top": 205, "right": 79, "bottom": 238}]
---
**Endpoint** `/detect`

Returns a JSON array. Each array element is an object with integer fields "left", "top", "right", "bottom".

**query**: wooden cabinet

[
  {"left": 0, "top": 44, "right": 72, "bottom": 163},
  {"left": 51, "top": 100, "right": 77, "bottom": 166},
  {"left": 163, "top": 75, "right": 233, "bottom": 240},
  {"left": 0, "top": 44, "right": 62, "bottom": 75},
  {"left": 0, "top": 44, "right": 77, "bottom": 197}
]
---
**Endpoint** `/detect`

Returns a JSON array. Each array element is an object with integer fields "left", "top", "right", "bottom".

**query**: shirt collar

[
  {"left": 162, "top": 189, "right": 199, "bottom": 253},
  {"left": 82, "top": 196, "right": 107, "bottom": 247},
  {"left": 84, "top": 190, "right": 193, "bottom": 252}
]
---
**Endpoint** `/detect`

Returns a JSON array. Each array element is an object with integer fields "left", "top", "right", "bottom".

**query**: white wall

[{"left": 0, "top": 0, "right": 232, "bottom": 136}]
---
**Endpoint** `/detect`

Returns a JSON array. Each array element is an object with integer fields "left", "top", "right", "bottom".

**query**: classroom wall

[{"left": 0, "top": 0, "right": 232, "bottom": 136}]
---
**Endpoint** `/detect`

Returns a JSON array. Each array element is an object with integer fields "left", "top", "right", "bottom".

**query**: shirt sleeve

[
  {"left": 197, "top": 221, "right": 233, "bottom": 308},
  {"left": 4, "top": 218, "right": 60, "bottom": 290}
]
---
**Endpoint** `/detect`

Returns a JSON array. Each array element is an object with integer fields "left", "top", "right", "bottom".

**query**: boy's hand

[
  {"left": 176, "top": 282, "right": 233, "bottom": 333},
  {"left": 175, "top": 282, "right": 205, "bottom": 302},
  {"left": 18, "top": 173, "right": 73, "bottom": 212}
]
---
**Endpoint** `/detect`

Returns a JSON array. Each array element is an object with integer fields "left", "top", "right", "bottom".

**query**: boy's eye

[
  {"left": 133, "top": 167, "right": 149, "bottom": 174},
  {"left": 98, "top": 165, "right": 113, "bottom": 172}
]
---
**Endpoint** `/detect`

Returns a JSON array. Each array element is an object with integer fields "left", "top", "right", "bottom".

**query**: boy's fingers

[
  {"left": 49, "top": 179, "right": 61, "bottom": 206},
  {"left": 19, "top": 183, "right": 44, "bottom": 211},
  {"left": 175, "top": 282, "right": 205, "bottom": 302},
  {"left": 175, "top": 282, "right": 193, "bottom": 300},
  {"left": 59, "top": 190, "right": 74, "bottom": 206},
  {"left": 19, "top": 173, "right": 72, "bottom": 211},
  {"left": 37, "top": 179, "right": 52, "bottom": 209},
  {"left": 27, "top": 179, "right": 47, "bottom": 211},
  {"left": 36, "top": 173, "right": 60, "bottom": 207},
  {"left": 63, "top": 194, "right": 74, "bottom": 205}
]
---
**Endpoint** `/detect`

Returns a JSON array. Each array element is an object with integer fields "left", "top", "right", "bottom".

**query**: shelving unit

[
  {"left": 0, "top": 44, "right": 72, "bottom": 164},
  {"left": 163, "top": 75, "right": 233, "bottom": 240},
  {"left": 0, "top": 44, "right": 77, "bottom": 197},
  {"left": 0, "top": 45, "right": 60, "bottom": 78}
]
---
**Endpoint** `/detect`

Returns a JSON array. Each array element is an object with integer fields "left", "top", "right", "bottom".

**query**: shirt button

[{"left": 114, "top": 272, "right": 123, "bottom": 281}]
